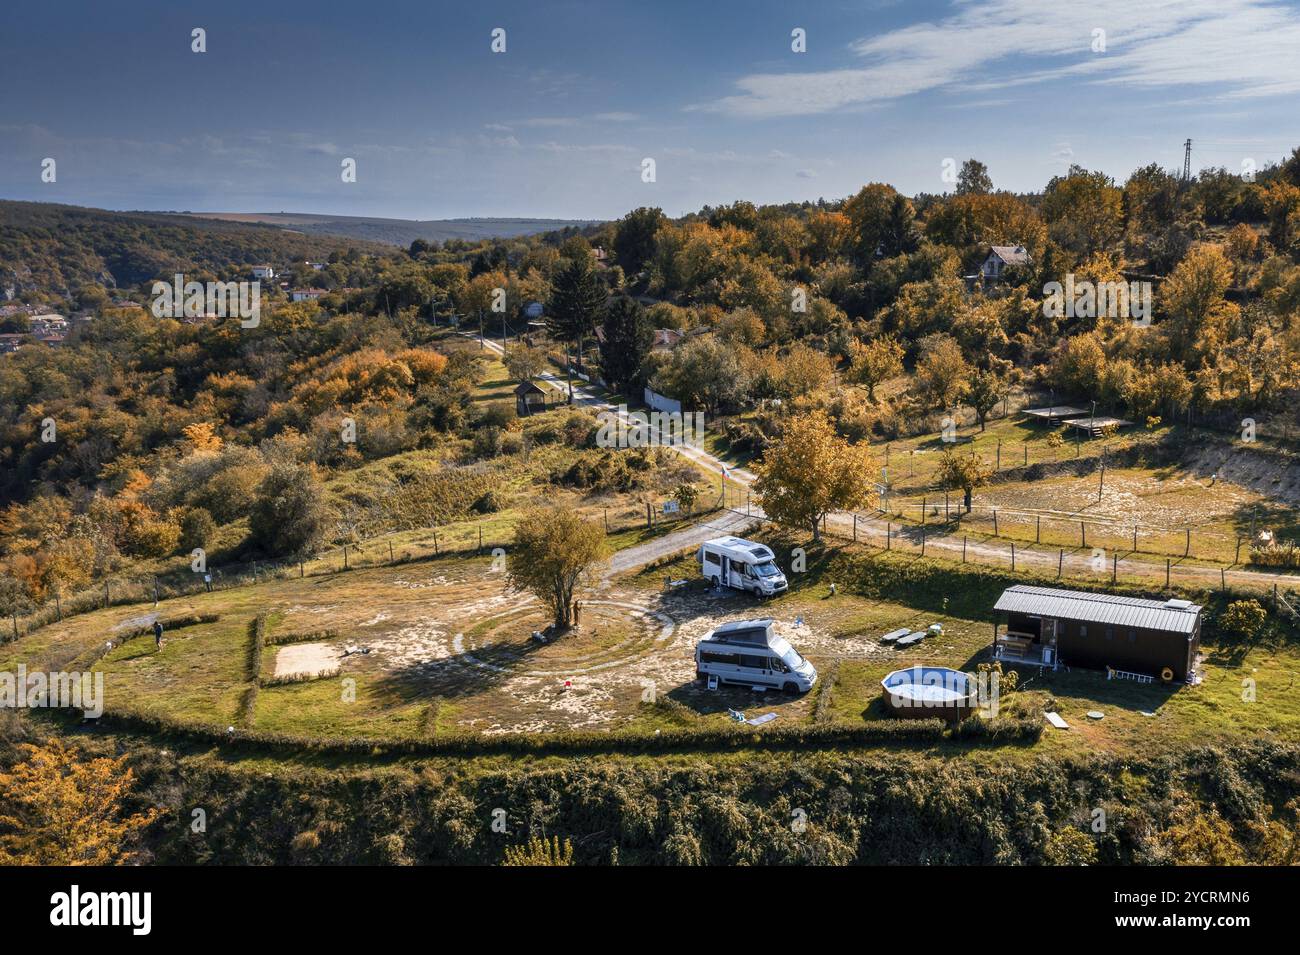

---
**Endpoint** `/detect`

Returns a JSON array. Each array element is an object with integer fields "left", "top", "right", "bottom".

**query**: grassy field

[{"left": 9, "top": 516, "right": 1297, "bottom": 763}]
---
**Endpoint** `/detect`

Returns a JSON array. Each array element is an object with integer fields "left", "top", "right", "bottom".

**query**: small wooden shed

[{"left": 515, "top": 380, "right": 546, "bottom": 416}]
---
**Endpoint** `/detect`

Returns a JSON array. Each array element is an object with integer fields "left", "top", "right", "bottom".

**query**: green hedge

[{"left": 92, "top": 707, "right": 1040, "bottom": 757}]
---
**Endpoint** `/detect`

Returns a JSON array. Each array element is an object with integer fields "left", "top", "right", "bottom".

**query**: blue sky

[{"left": 2, "top": 0, "right": 1299, "bottom": 220}]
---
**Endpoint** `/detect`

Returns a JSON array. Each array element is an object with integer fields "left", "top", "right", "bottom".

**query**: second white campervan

[
  {"left": 695, "top": 618, "right": 816, "bottom": 694},
  {"left": 696, "top": 536, "right": 788, "bottom": 598}
]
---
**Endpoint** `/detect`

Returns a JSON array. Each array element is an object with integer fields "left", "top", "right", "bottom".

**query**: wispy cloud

[{"left": 694, "top": 0, "right": 1300, "bottom": 117}]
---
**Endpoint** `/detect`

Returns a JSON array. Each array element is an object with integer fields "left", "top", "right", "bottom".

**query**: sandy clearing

[{"left": 273, "top": 642, "right": 342, "bottom": 678}]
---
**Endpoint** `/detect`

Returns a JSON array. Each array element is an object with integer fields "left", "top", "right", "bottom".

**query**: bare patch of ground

[{"left": 274, "top": 642, "right": 342, "bottom": 679}]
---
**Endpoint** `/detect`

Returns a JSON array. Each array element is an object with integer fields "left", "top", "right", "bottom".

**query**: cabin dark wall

[{"left": 1055, "top": 617, "right": 1194, "bottom": 680}]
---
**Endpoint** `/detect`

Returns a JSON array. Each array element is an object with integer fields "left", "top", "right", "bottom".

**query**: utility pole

[{"left": 1182, "top": 138, "right": 1192, "bottom": 182}]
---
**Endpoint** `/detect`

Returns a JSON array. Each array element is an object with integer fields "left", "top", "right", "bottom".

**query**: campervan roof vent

[{"left": 1163, "top": 599, "right": 1193, "bottom": 610}]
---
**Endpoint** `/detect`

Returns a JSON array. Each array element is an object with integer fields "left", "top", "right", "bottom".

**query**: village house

[
  {"left": 979, "top": 245, "right": 1031, "bottom": 281},
  {"left": 251, "top": 265, "right": 276, "bottom": 280},
  {"left": 29, "top": 314, "right": 68, "bottom": 336},
  {"left": 290, "top": 288, "right": 327, "bottom": 302}
]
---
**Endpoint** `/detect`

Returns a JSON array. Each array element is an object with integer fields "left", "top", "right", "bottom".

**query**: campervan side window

[
  {"left": 739, "top": 654, "right": 767, "bottom": 669},
  {"left": 701, "top": 651, "right": 739, "bottom": 665},
  {"left": 704, "top": 551, "right": 720, "bottom": 566}
]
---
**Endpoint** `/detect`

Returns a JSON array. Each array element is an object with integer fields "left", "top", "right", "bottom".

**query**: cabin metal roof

[{"left": 993, "top": 585, "right": 1201, "bottom": 634}]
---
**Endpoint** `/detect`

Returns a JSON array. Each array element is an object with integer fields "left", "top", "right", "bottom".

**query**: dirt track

[{"left": 471, "top": 334, "right": 1300, "bottom": 593}]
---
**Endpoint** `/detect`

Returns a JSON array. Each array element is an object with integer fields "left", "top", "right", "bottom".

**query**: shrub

[
  {"left": 179, "top": 507, "right": 217, "bottom": 551},
  {"left": 501, "top": 835, "right": 574, "bottom": 866},
  {"left": 248, "top": 461, "right": 329, "bottom": 557},
  {"left": 1218, "top": 599, "right": 1267, "bottom": 639},
  {"left": 471, "top": 489, "right": 507, "bottom": 514}
]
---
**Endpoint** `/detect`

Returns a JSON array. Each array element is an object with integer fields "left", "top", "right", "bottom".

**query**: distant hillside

[
  {"left": 0, "top": 200, "right": 397, "bottom": 299},
  {"left": 182, "top": 212, "right": 603, "bottom": 246}
]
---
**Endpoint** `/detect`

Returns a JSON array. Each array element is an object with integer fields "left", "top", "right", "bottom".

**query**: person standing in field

[{"left": 153, "top": 620, "right": 164, "bottom": 651}]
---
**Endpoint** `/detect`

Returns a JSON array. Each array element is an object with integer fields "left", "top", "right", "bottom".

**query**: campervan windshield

[
  {"left": 753, "top": 561, "right": 781, "bottom": 577},
  {"left": 770, "top": 636, "right": 804, "bottom": 669}
]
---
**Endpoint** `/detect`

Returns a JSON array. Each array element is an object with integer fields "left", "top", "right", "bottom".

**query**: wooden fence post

[
  {"left": 993, "top": 510, "right": 999, "bottom": 536},
  {"left": 1011, "top": 543, "right": 1015, "bottom": 572},
  {"left": 1058, "top": 549, "right": 1064, "bottom": 578},
  {"left": 1165, "top": 558, "right": 1171, "bottom": 588},
  {"left": 886, "top": 523, "right": 891, "bottom": 551},
  {"left": 963, "top": 536, "right": 967, "bottom": 562},
  {"left": 1036, "top": 516, "right": 1040, "bottom": 543},
  {"left": 1184, "top": 528, "right": 1190, "bottom": 558},
  {"left": 1111, "top": 554, "right": 1117, "bottom": 584},
  {"left": 921, "top": 529, "right": 926, "bottom": 557}
]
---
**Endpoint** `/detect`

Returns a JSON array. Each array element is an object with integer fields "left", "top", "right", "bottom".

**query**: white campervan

[
  {"left": 696, "top": 536, "right": 788, "bottom": 598},
  {"left": 695, "top": 618, "right": 816, "bottom": 694}
]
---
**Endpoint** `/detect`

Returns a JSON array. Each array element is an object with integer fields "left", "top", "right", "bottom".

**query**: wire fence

[{"left": 5, "top": 501, "right": 713, "bottom": 641}]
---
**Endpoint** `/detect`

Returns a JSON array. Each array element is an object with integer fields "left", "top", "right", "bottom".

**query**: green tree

[
  {"left": 613, "top": 207, "right": 665, "bottom": 277},
  {"left": 547, "top": 256, "right": 607, "bottom": 375},
  {"left": 248, "top": 461, "right": 329, "bottom": 557},
  {"left": 956, "top": 159, "right": 993, "bottom": 196},
  {"left": 507, "top": 506, "right": 608, "bottom": 629},
  {"left": 598, "top": 296, "right": 654, "bottom": 393}
]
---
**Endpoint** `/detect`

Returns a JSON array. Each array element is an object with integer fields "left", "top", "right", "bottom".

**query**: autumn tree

[
  {"left": 965, "top": 367, "right": 1004, "bottom": 431},
  {"left": 937, "top": 448, "right": 994, "bottom": 512},
  {"left": 0, "top": 573, "right": 32, "bottom": 640},
  {"left": 507, "top": 506, "right": 608, "bottom": 630},
  {"left": 1042, "top": 165, "right": 1123, "bottom": 257},
  {"left": 505, "top": 343, "right": 548, "bottom": 383},
  {"left": 848, "top": 336, "right": 904, "bottom": 401},
  {"left": 0, "top": 738, "right": 159, "bottom": 865},
  {"left": 775, "top": 343, "right": 835, "bottom": 400},
  {"left": 1161, "top": 243, "right": 1238, "bottom": 366},
  {"left": 753, "top": 411, "right": 875, "bottom": 540},
  {"left": 913, "top": 333, "right": 970, "bottom": 409}
]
